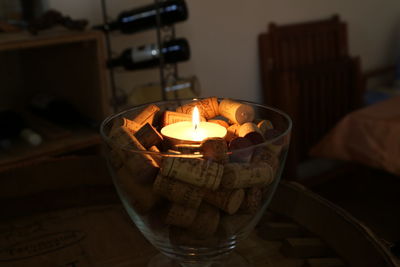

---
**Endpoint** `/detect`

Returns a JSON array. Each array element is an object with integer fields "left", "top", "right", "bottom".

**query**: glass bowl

[{"left": 100, "top": 98, "right": 291, "bottom": 267}]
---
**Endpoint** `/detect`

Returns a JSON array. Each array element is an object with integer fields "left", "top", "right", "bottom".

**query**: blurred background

[{"left": 46, "top": 0, "right": 400, "bottom": 101}]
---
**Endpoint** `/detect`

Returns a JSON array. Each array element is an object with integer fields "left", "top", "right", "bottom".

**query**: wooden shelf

[
  {"left": 0, "top": 29, "right": 110, "bottom": 122},
  {"left": 0, "top": 127, "right": 101, "bottom": 173},
  {"left": 0, "top": 29, "right": 110, "bottom": 173},
  {"left": 0, "top": 28, "right": 104, "bottom": 51}
]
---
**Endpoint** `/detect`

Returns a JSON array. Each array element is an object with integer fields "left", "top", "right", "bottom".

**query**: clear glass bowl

[{"left": 100, "top": 98, "right": 292, "bottom": 267}]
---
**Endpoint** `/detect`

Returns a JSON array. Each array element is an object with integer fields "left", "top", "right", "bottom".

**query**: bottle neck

[
  {"left": 107, "top": 38, "right": 190, "bottom": 70},
  {"left": 118, "top": 0, "right": 188, "bottom": 33},
  {"left": 93, "top": 0, "right": 188, "bottom": 33}
]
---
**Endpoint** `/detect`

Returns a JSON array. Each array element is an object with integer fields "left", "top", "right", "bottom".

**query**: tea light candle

[{"left": 161, "top": 107, "right": 227, "bottom": 142}]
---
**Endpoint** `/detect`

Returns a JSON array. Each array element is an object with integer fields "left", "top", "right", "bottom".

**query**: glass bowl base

[{"left": 148, "top": 252, "right": 251, "bottom": 267}]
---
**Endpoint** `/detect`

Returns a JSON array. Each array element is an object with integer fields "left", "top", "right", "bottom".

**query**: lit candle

[{"left": 161, "top": 106, "right": 227, "bottom": 143}]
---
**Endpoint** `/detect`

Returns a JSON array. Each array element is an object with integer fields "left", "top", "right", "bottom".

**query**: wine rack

[{"left": 100, "top": 0, "right": 189, "bottom": 110}]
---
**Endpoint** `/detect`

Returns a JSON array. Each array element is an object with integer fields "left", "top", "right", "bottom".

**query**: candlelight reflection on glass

[{"left": 100, "top": 98, "right": 292, "bottom": 267}]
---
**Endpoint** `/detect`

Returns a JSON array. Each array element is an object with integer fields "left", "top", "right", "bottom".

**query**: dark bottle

[
  {"left": 0, "top": 110, "right": 42, "bottom": 147},
  {"left": 30, "top": 94, "right": 96, "bottom": 127},
  {"left": 108, "top": 38, "right": 190, "bottom": 70},
  {"left": 95, "top": 0, "right": 188, "bottom": 34}
]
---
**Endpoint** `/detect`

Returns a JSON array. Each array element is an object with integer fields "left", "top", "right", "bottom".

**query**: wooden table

[{"left": 0, "top": 156, "right": 397, "bottom": 267}]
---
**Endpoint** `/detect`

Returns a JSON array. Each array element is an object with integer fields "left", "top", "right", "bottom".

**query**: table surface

[{"left": 0, "top": 181, "right": 398, "bottom": 267}]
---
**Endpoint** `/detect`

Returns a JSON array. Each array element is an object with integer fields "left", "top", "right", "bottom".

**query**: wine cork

[
  {"left": 153, "top": 174, "right": 204, "bottom": 208},
  {"left": 116, "top": 166, "right": 160, "bottom": 214},
  {"left": 110, "top": 104, "right": 159, "bottom": 137},
  {"left": 225, "top": 124, "right": 240, "bottom": 142},
  {"left": 147, "top": 205, "right": 170, "bottom": 233},
  {"left": 110, "top": 117, "right": 141, "bottom": 137},
  {"left": 221, "top": 162, "right": 274, "bottom": 189},
  {"left": 200, "top": 137, "right": 228, "bottom": 163},
  {"left": 188, "top": 203, "right": 220, "bottom": 237},
  {"left": 123, "top": 118, "right": 142, "bottom": 132},
  {"left": 167, "top": 149, "right": 182, "bottom": 154},
  {"left": 252, "top": 146, "right": 280, "bottom": 172},
  {"left": 219, "top": 214, "right": 253, "bottom": 237},
  {"left": 176, "top": 97, "right": 220, "bottom": 119},
  {"left": 240, "top": 187, "right": 263, "bottom": 214},
  {"left": 134, "top": 123, "right": 163, "bottom": 149},
  {"left": 149, "top": 145, "right": 162, "bottom": 166},
  {"left": 125, "top": 152, "right": 159, "bottom": 183},
  {"left": 111, "top": 125, "right": 142, "bottom": 148},
  {"left": 208, "top": 119, "right": 229, "bottom": 129},
  {"left": 109, "top": 149, "right": 124, "bottom": 170},
  {"left": 229, "top": 137, "right": 254, "bottom": 163},
  {"left": 149, "top": 144, "right": 160, "bottom": 152},
  {"left": 257, "top": 120, "right": 274, "bottom": 135},
  {"left": 204, "top": 188, "right": 245, "bottom": 215},
  {"left": 161, "top": 157, "right": 223, "bottom": 190},
  {"left": 132, "top": 104, "right": 160, "bottom": 126},
  {"left": 238, "top": 122, "right": 262, "bottom": 137},
  {"left": 165, "top": 203, "right": 197, "bottom": 228},
  {"left": 246, "top": 132, "right": 265, "bottom": 145},
  {"left": 162, "top": 111, "right": 206, "bottom": 126},
  {"left": 112, "top": 126, "right": 159, "bottom": 183},
  {"left": 238, "top": 122, "right": 265, "bottom": 145},
  {"left": 218, "top": 99, "right": 255, "bottom": 125}
]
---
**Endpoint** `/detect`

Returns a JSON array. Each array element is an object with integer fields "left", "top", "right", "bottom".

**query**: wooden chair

[
  {"left": 258, "top": 15, "right": 364, "bottom": 179},
  {"left": 261, "top": 15, "right": 348, "bottom": 69}
]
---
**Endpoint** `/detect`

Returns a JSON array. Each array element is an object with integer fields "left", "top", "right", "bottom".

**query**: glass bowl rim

[{"left": 100, "top": 97, "right": 292, "bottom": 156}]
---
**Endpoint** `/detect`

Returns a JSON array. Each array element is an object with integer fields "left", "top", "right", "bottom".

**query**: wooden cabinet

[{"left": 0, "top": 29, "right": 111, "bottom": 172}]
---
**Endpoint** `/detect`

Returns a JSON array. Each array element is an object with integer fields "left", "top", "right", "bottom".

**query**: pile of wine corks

[{"left": 106, "top": 97, "right": 285, "bottom": 246}]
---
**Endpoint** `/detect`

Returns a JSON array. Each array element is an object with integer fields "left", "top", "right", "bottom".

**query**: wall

[{"left": 48, "top": 0, "right": 400, "bottom": 102}]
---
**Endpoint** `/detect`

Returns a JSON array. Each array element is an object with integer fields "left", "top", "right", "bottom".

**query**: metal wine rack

[{"left": 100, "top": 0, "right": 182, "bottom": 111}]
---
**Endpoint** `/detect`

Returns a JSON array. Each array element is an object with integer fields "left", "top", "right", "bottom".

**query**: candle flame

[{"left": 192, "top": 106, "right": 200, "bottom": 131}]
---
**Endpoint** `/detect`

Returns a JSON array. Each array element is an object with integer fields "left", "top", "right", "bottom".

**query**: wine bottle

[
  {"left": 0, "top": 110, "right": 42, "bottom": 147},
  {"left": 30, "top": 94, "right": 96, "bottom": 127},
  {"left": 108, "top": 38, "right": 190, "bottom": 70},
  {"left": 94, "top": 0, "right": 188, "bottom": 34}
]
